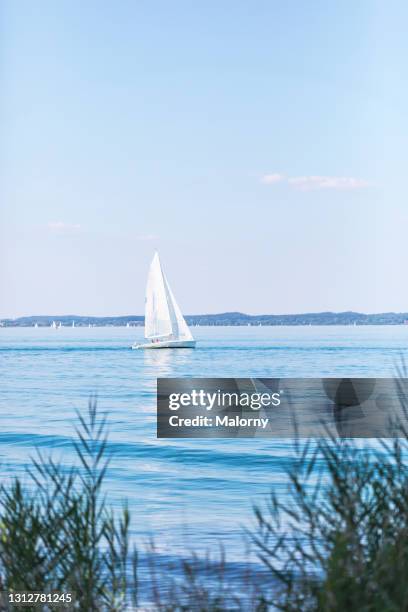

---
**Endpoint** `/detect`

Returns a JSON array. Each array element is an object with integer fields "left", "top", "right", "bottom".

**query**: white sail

[
  {"left": 144, "top": 253, "right": 193, "bottom": 342},
  {"left": 163, "top": 275, "right": 193, "bottom": 341}
]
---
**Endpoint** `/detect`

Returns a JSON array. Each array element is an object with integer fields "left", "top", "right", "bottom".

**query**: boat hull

[{"left": 132, "top": 340, "right": 196, "bottom": 350}]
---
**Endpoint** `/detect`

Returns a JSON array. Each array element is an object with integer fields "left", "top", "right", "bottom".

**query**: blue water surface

[{"left": 0, "top": 325, "right": 407, "bottom": 563}]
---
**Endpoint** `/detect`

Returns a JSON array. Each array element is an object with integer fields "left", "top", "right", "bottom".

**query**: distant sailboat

[
  {"left": 132, "top": 252, "right": 196, "bottom": 349},
  {"left": 72, "top": 321, "right": 75, "bottom": 328},
  {"left": 51, "top": 321, "right": 57, "bottom": 329}
]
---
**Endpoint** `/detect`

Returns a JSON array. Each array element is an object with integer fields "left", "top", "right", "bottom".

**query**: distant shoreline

[{"left": 2, "top": 311, "right": 408, "bottom": 327}]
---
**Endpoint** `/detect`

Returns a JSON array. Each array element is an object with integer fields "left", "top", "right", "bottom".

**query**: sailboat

[{"left": 132, "top": 253, "right": 196, "bottom": 349}]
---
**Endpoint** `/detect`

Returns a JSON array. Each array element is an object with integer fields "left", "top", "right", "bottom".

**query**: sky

[{"left": 1, "top": 0, "right": 407, "bottom": 317}]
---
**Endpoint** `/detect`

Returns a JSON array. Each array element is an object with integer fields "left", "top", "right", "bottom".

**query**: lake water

[{"left": 1, "top": 325, "right": 407, "bottom": 568}]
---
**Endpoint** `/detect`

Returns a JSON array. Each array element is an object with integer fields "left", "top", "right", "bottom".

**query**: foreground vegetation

[
  {"left": 0, "top": 401, "right": 138, "bottom": 611},
  {"left": 1, "top": 401, "right": 408, "bottom": 610},
  {"left": 253, "top": 435, "right": 408, "bottom": 610}
]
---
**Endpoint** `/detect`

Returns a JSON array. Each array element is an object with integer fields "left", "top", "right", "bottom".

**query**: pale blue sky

[{"left": 1, "top": 1, "right": 407, "bottom": 317}]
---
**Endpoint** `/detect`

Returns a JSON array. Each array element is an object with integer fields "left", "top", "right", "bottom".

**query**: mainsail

[{"left": 144, "top": 253, "right": 193, "bottom": 342}]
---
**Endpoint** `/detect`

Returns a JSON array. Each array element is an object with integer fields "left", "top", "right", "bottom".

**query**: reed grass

[
  {"left": 252, "top": 433, "right": 408, "bottom": 610},
  {"left": 0, "top": 399, "right": 138, "bottom": 611}
]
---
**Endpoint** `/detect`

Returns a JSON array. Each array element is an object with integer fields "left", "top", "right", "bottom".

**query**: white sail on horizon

[{"left": 144, "top": 253, "right": 193, "bottom": 342}]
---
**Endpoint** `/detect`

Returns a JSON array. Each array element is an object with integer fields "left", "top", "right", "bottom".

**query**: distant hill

[{"left": 2, "top": 311, "right": 408, "bottom": 327}]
